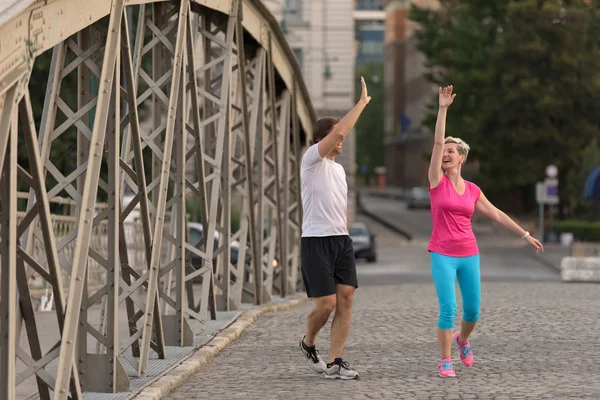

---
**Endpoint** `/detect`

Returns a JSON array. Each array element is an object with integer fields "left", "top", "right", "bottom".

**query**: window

[
  {"left": 293, "top": 48, "right": 303, "bottom": 70},
  {"left": 359, "top": 40, "right": 383, "bottom": 56},
  {"left": 285, "top": 0, "right": 302, "bottom": 21},
  {"left": 356, "top": 0, "right": 383, "bottom": 11}
]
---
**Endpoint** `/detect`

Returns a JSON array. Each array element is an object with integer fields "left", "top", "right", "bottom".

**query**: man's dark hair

[{"left": 313, "top": 117, "right": 340, "bottom": 143}]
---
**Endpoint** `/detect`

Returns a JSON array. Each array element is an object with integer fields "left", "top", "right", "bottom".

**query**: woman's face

[{"left": 442, "top": 143, "right": 465, "bottom": 169}]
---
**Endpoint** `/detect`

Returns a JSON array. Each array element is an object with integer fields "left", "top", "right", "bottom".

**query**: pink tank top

[{"left": 427, "top": 174, "right": 481, "bottom": 257}]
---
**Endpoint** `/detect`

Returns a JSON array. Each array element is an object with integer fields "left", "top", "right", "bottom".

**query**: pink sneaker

[
  {"left": 438, "top": 357, "right": 455, "bottom": 377},
  {"left": 454, "top": 332, "right": 474, "bottom": 367}
]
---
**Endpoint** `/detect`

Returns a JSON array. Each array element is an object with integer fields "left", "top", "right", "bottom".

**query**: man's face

[{"left": 329, "top": 123, "right": 342, "bottom": 155}]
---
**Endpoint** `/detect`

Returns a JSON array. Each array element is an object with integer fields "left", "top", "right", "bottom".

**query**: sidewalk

[{"left": 21, "top": 293, "right": 307, "bottom": 400}]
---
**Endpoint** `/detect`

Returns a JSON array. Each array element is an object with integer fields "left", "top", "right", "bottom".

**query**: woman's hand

[
  {"left": 439, "top": 85, "right": 456, "bottom": 109},
  {"left": 526, "top": 235, "right": 544, "bottom": 254}
]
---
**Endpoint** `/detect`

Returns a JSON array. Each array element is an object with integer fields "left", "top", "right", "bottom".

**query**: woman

[{"left": 428, "top": 85, "right": 544, "bottom": 378}]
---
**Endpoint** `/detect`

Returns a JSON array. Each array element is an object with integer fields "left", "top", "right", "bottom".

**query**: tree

[
  {"left": 477, "top": 0, "right": 600, "bottom": 215},
  {"left": 410, "top": 0, "right": 600, "bottom": 216},
  {"left": 21, "top": 48, "right": 79, "bottom": 204},
  {"left": 354, "top": 61, "right": 384, "bottom": 178},
  {"left": 409, "top": 1, "right": 512, "bottom": 163}
]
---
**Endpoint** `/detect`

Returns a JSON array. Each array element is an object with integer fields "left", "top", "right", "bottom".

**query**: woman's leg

[
  {"left": 456, "top": 254, "right": 481, "bottom": 343},
  {"left": 430, "top": 252, "right": 458, "bottom": 358}
]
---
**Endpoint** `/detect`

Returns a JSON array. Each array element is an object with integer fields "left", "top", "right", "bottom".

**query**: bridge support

[{"left": 0, "top": 0, "right": 314, "bottom": 398}]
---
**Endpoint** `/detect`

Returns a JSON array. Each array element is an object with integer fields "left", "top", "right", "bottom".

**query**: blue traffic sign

[{"left": 584, "top": 165, "right": 600, "bottom": 199}]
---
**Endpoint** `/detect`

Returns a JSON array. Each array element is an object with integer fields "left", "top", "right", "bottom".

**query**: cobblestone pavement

[
  {"left": 165, "top": 283, "right": 600, "bottom": 400},
  {"left": 165, "top": 216, "right": 599, "bottom": 399}
]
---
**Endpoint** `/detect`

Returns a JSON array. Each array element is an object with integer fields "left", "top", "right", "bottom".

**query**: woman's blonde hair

[{"left": 444, "top": 136, "right": 470, "bottom": 163}]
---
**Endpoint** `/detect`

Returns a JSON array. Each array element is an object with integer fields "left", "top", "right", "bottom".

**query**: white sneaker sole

[
  {"left": 306, "top": 360, "right": 326, "bottom": 374},
  {"left": 325, "top": 373, "right": 359, "bottom": 380},
  {"left": 439, "top": 372, "right": 456, "bottom": 378}
]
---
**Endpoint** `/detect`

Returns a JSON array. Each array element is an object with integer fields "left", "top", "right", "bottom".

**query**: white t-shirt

[{"left": 300, "top": 144, "right": 348, "bottom": 237}]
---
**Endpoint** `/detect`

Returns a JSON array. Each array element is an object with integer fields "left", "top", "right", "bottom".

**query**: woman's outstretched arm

[{"left": 475, "top": 191, "right": 544, "bottom": 253}]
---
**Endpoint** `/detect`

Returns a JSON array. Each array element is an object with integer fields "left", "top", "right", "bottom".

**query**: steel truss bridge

[{"left": 0, "top": 0, "right": 315, "bottom": 398}]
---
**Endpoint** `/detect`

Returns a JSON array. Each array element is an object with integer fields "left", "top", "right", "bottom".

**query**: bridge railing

[{"left": 0, "top": 0, "right": 315, "bottom": 398}]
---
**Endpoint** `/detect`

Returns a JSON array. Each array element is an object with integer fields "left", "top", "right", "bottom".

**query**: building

[
  {"left": 353, "top": 0, "right": 384, "bottom": 186},
  {"left": 354, "top": 0, "right": 385, "bottom": 68},
  {"left": 263, "top": 0, "right": 358, "bottom": 221},
  {"left": 383, "top": 0, "right": 439, "bottom": 188}
]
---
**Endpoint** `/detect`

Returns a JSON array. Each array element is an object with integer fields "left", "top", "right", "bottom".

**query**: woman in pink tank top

[{"left": 428, "top": 85, "right": 544, "bottom": 378}]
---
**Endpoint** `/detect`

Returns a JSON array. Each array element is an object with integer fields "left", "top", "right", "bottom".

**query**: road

[{"left": 164, "top": 195, "right": 599, "bottom": 399}]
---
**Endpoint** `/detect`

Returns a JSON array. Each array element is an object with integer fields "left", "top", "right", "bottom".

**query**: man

[{"left": 298, "top": 77, "right": 371, "bottom": 380}]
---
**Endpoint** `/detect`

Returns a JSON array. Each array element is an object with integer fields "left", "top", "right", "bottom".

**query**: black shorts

[{"left": 301, "top": 235, "right": 358, "bottom": 298}]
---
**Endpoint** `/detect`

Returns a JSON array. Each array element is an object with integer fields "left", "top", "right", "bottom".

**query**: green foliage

[
  {"left": 25, "top": 49, "right": 79, "bottom": 193},
  {"left": 186, "top": 200, "right": 241, "bottom": 234},
  {"left": 21, "top": 8, "right": 155, "bottom": 202},
  {"left": 354, "top": 61, "right": 385, "bottom": 172},
  {"left": 230, "top": 210, "right": 241, "bottom": 234},
  {"left": 553, "top": 220, "right": 600, "bottom": 242},
  {"left": 410, "top": 0, "right": 600, "bottom": 216}
]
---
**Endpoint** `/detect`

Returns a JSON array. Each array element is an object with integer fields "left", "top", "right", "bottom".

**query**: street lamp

[{"left": 324, "top": 64, "right": 332, "bottom": 80}]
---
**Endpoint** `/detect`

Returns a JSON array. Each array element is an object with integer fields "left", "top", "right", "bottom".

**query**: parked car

[
  {"left": 349, "top": 222, "right": 377, "bottom": 263},
  {"left": 188, "top": 222, "right": 221, "bottom": 257},
  {"left": 406, "top": 187, "right": 430, "bottom": 209},
  {"left": 188, "top": 223, "right": 272, "bottom": 284},
  {"left": 166, "top": 222, "right": 279, "bottom": 284},
  {"left": 188, "top": 222, "right": 225, "bottom": 282}
]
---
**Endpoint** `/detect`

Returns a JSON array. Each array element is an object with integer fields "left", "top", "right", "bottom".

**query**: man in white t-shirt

[{"left": 298, "top": 77, "right": 371, "bottom": 380}]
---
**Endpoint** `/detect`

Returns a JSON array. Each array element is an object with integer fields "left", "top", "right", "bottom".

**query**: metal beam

[
  {"left": 266, "top": 33, "right": 284, "bottom": 298},
  {"left": 0, "top": 87, "right": 18, "bottom": 400},
  {"left": 138, "top": 0, "right": 189, "bottom": 375}
]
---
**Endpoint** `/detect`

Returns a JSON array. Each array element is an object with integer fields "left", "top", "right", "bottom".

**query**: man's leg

[
  {"left": 299, "top": 237, "right": 336, "bottom": 374},
  {"left": 329, "top": 284, "right": 354, "bottom": 361},
  {"left": 323, "top": 236, "right": 359, "bottom": 380},
  {"left": 304, "top": 294, "right": 336, "bottom": 346}
]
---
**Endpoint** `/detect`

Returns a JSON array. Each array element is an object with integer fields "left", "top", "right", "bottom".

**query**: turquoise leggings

[{"left": 430, "top": 252, "right": 481, "bottom": 330}]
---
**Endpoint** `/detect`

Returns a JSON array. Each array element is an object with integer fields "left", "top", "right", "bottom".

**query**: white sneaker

[
  {"left": 299, "top": 336, "right": 327, "bottom": 374},
  {"left": 324, "top": 358, "right": 359, "bottom": 380}
]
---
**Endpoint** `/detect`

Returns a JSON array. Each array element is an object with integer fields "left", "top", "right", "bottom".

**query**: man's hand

[
  {"left": 317, "top": 77, "right": 371, "bottom": 158},
  {"left": 438, "top": 85, "right": 456, "bottom": 109},
  {"left": 360, "top": 76, "right": 371, "bottom": 105}
]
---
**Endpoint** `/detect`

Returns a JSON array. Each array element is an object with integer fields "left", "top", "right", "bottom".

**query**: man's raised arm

[{"left": 318, "top": 77, "right": 371, "bottom": 158}]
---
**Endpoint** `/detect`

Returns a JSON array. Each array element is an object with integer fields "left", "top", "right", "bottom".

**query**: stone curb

[{"left": 131, "top": 296, "right": 309, "bottom": 400}]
